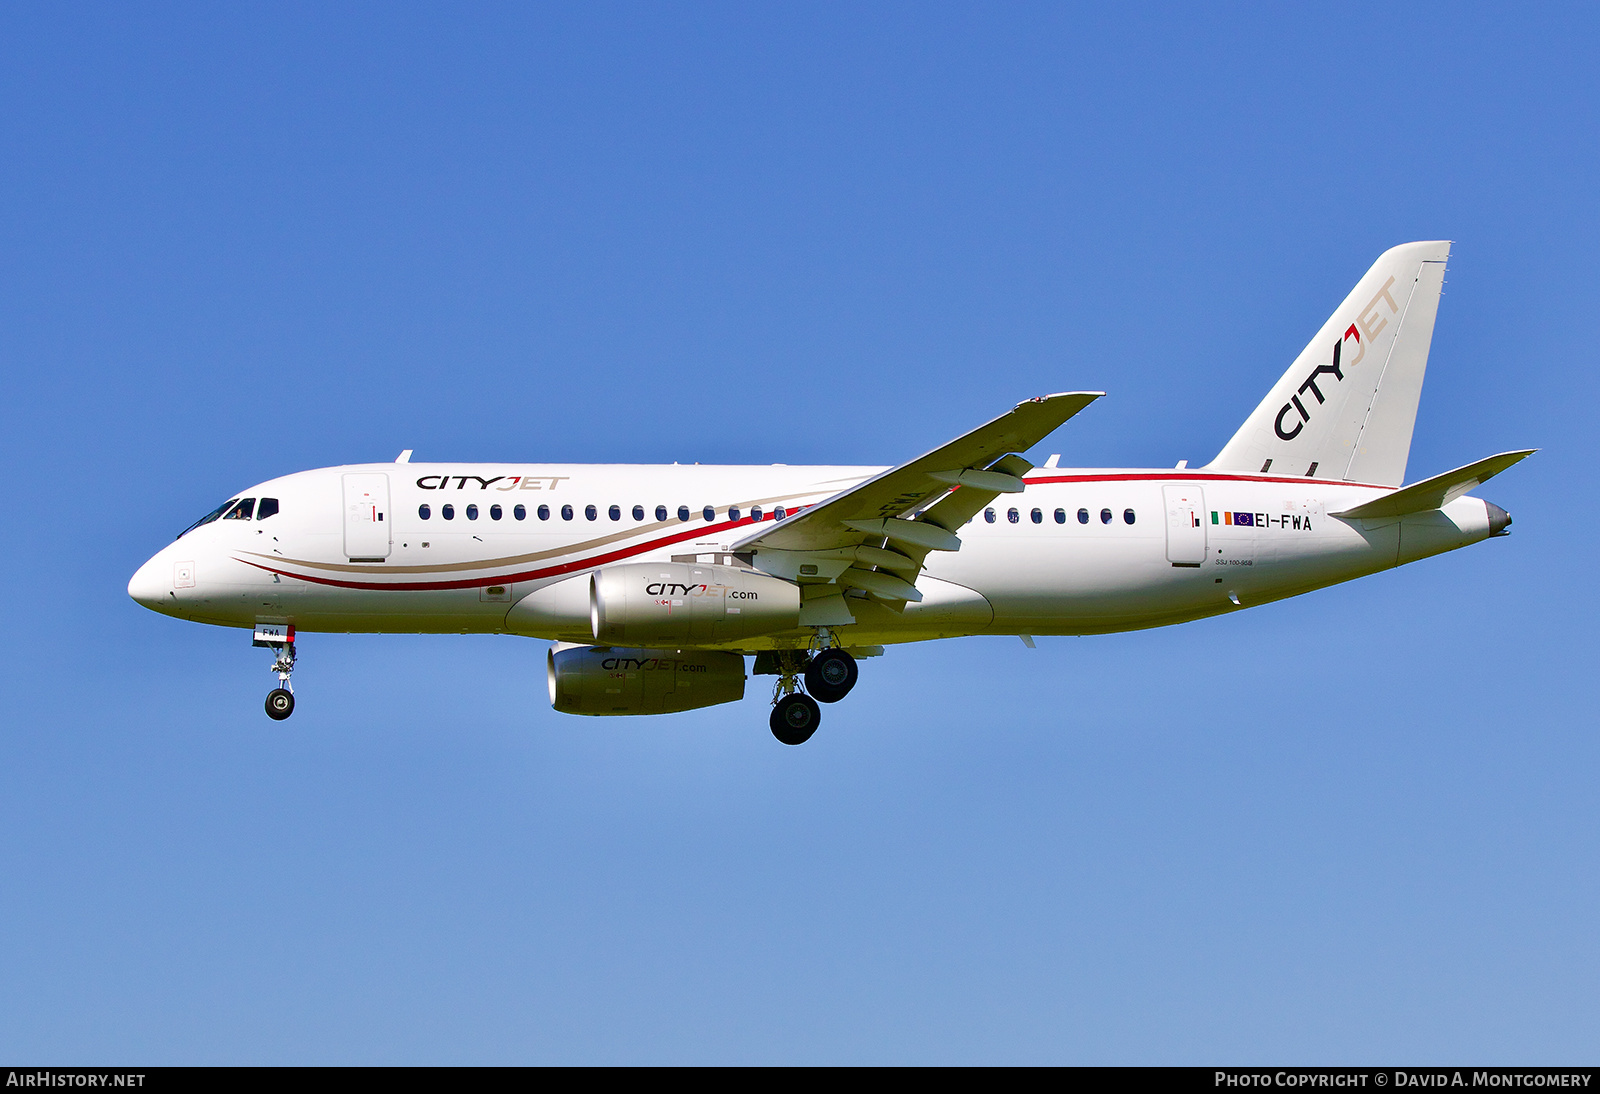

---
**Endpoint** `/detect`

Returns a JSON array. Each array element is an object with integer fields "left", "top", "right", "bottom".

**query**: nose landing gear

[
  {"left": 265, "top": 686, "right": 295, "bottom": 720},
  {"left": 254, "top": 623, "right": 297, "bottom": 721}
]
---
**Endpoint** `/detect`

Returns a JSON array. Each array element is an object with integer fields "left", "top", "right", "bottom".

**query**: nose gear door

[
  {"left": 1163, "top": 484, "right": 1206, "bottom": 565},
  {"left": 343, "top": 473, "right": 391, "bottom": 560}
]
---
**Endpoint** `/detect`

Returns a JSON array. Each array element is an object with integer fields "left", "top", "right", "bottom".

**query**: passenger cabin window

[
  {"left": 490, "top": 504, "right": 503, "bottom": 521},
  {"left": 609, "top": 505, "right": 621, "bottom": 521},
  {"left": 704, "top": 506, "right": 715, "bottom": 521},
  {"left": 1124, "top": 508, "right": 1136, "bottom": 525},
  {"left": 633, "top": 505, "right": 645, "bottom": 521},
  {"left": 466, "top": 504, "right": 479, "bottom": 520},
  {"left": 1078, "top": 508, "right": 1089, "bottom": 524},
  {"left": 442, "top": 504, "right": 455, "bottom": 520},
  {"left": 538, "top": 505, "right": 551, "bottom": 521},
  {"left": 656, "top": 505, "right": 668, "bottom": 521},
  {"left": 1030, "top": 508, "right": 1042, "bottom": 524},
  {"left": 677, "top": 505, "right": 690, "bottom": 522},
  {"left": 256, "top": 498, "right": 279, "bottom": 520},
  {"left": 584, "top": 505, "right": 597, "bottom": 521},
  {"left": 729, "top": 507, "right": 741, "bottom": 521},
  {"left": 514, "top": 504, "right": 526, "bottom": 521},
  {"left": 223, "top": 498, "right": 255, "bottom": 520},
  {"left": 561, "top": 505, "right": 573, "bottom": 521},
  {"left": 775, "top": 506, "right": 787, "bottom": 520},
  {"left": 1007, "top": 508, "right": 1020, "bottom": 523},
  {"left": 984, "top": 508, "right": 996, "bottom": 523},
  {"left": 751, "top": 506, "right": 763, "bottom": 521},
  {"left": 1100, "top": 508, "right": 1112, "bottom": 524},
  {"left": 1054, "top": 508, "right": 1066, "bottom": 524},
  {"left": 419, "top": 504, "right": 431, "bottom": 520}
]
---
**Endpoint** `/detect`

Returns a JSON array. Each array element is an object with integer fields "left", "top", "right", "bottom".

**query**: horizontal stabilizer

[{"left": 1331, "top": 450, "right": 1535, "bottom": 520}]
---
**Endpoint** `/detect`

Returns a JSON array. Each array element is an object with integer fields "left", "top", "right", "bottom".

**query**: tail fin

[{"left": 1207, "top": 241, "right": 1451, "bottom": 486}]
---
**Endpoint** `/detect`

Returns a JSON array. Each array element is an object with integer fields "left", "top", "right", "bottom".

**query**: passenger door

[
  {"left": 343, "top": 473, "right": 391, "bottom": 560},
  {"left": 1163, "top": 484, "right": 1206, "bottom": 566}
]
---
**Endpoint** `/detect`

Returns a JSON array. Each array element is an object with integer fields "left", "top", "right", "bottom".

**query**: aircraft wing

[{"left": 732, "top": 391, "right": 1103, "bottom": 605}]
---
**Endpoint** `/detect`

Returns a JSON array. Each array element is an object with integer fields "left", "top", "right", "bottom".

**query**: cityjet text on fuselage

[{"left": 414, "top": 474, "right": 571, "bottom": 491}]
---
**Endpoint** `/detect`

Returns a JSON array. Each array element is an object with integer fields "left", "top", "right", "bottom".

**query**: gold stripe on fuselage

[{"left": 237, "top": 487, "right": 830, "bottom": 575}]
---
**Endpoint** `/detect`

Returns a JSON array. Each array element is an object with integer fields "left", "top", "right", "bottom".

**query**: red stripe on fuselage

[
  {"left": 238, "top": 512, "right": 786, "bottom": 592},
  {"left": 1021, "top": 471, "right": 1394, "bottom": 489},
  {"left": 236, "top": 471, "right": 1394, "bottom": 591}
]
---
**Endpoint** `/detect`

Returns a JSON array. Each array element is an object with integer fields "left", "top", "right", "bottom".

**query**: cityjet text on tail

[{"left": 130, "top": 241, "right": 1532, "bottom": 744}]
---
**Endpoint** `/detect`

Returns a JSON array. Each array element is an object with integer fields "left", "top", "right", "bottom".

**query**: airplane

[{"left": 128, "top": 241, "right": 1532, "bottom": 744}]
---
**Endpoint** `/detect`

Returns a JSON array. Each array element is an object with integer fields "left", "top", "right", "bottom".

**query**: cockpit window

[
  {"left": 177, "top": 498, "right": 239, "bottom": 539},
  {"left": 177, "top": 495, "right": 280, "bottom": 538}
]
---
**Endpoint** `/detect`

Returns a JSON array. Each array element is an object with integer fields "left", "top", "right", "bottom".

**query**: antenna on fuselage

[{"left": 395, "top": 450, "right": 413, "bottom": 464}]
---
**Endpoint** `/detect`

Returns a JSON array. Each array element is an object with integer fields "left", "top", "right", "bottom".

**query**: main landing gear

[
  {"left": 764, "top": 642, "right": 859, "bottom": 746},
  {"left": 804, "top": 647, "right": 858, "bottom": 704},
  {"left": 254, "top": 623, "right": 297, "bottom": 721},
  {"left": 771, "top": 692, "right": 821, "bottom": 746}
]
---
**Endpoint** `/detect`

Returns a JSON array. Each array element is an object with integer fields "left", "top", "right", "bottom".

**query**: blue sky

[{"left": 0, "top": 3, "right": 1594, "bottom": 1063}]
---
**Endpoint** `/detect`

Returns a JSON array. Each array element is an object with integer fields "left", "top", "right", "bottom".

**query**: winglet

[{"left": 1332, "top": 450, "right": 1535, "bottom": 520}]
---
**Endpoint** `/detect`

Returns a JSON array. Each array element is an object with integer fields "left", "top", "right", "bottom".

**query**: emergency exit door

[
  {"left": 1163, "top": 484, "right": 1206, "bottom": 565},
  {"left": 343, "top": 473, "right": 391, "bottom": 560}
]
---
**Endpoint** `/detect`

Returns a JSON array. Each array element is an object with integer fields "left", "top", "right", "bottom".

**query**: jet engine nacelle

[
  {"left": 548, "top": 644, "right": 746, "bottom": 716},
  {"left": 590, "top": 562, "right": 800, "bottom": 645}
]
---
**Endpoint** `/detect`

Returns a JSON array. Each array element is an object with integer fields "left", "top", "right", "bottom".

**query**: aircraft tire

[
  {"left": 804, "top": 648, "right": 857, "bottom": 704},
  {"left": 770, "top": 693, "right": 820, "bottom": 745},
  {"left": 265, "top": 688, "right": 295, "bottom": 720}
]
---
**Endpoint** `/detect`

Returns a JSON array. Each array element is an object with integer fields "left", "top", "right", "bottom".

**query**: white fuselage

[{"left": 128, "top": 461, "right": 1495, "bottom": 649}]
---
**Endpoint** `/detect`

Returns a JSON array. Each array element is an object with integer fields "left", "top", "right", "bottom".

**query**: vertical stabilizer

[{"left": 1207, "top": 241, "right": 1450, "bottom": 486}]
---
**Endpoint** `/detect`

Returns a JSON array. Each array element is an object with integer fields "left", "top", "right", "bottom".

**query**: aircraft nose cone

[
  {"left": 1486, "top": 500, "right": 1513, "bottom": 536},
  {"left": 128, "top": 556, "right": 170, "bottom": 609}
]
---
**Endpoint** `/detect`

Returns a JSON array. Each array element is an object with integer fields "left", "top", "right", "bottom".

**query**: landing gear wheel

[
  {"left": 265, "top": 688, "right": 295, "bottom": 720},
  {"left": 770, "top": 693, "right": 821, "bottom": 745},
  {"left": 804, "top": 648, "right": 858, "bottom": 704}
]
